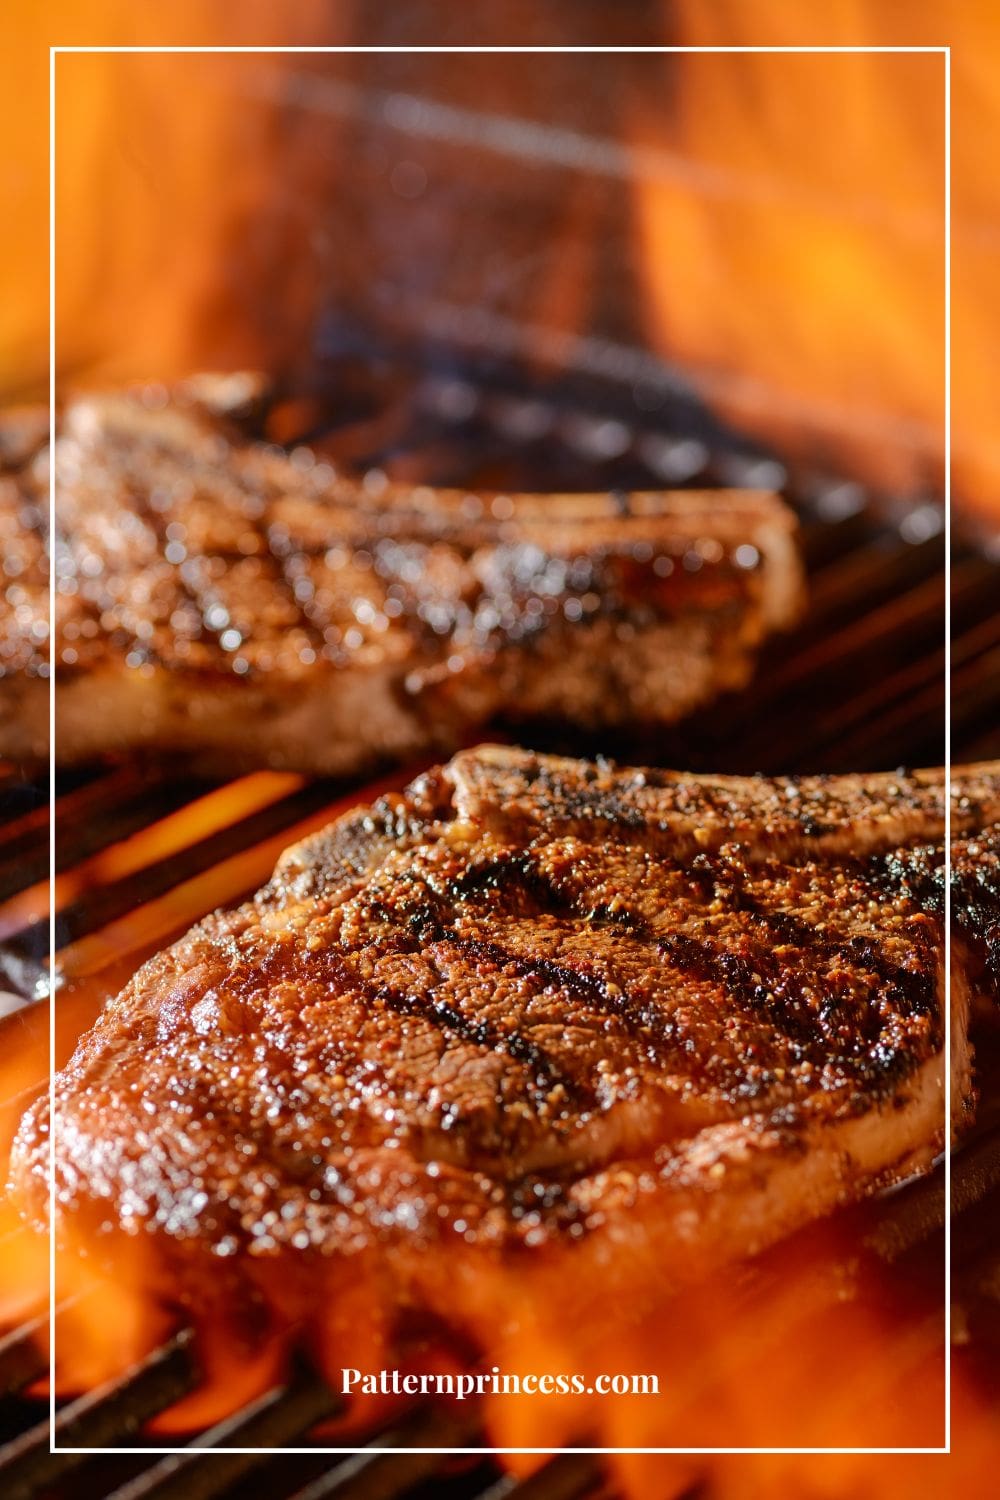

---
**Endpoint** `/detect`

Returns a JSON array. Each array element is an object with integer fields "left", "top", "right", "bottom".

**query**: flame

[
  {"left": 0, "top": 930, "right": 993, "bottom": 1482},
  {"left": 0, "top": 772, "right": 302, "bottom": 939},
  {"left": 0, "top": 1151, "right": 956, "bottom": 1448},
  {"left": 631, "top": 3, "right": 999, "bottom": 519},
  {"left": 4, "top": 10, "right": 997, "bottom": 517},
  {"left": 48, "top": 1227, "right": 174, "bottom": 1394},
  {"left": 0, "top": 0, "right": 339, "bottom": 396},
  {"left": 629, "top": 44, "right": 947, "bottom": 498},
  {"left": 0, "top": 8, "right": 996, "bottom": 1487},
  {"left": 145, "top": 1309, "right": 285, "bottom": 1434},
  {"left": 0, "top": 1001, "right": 50, "bottom": 1326}
]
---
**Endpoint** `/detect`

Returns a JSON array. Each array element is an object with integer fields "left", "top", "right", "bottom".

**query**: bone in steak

[
  {"left": 0, "top": 381, "right": 802, "bottom": 771},
  {"left": 11, "top": 747, "right": 998, "bottom": 1330}
]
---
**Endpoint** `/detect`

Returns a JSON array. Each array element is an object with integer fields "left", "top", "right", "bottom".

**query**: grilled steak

[
  {"left": 11, "top": 747, "right": 998, "bottom": 1336},
  {"left": 0, "top": 381, "right": 803, "bottom": 771},
  {"left": 0, "top": 406, "right": 50, "bottom": 751}
]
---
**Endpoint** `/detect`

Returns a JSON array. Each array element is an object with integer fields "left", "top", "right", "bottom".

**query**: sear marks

[
  {"left": 0, "top": 380, "right": 803, "bottom": 770},
  {"left": 10, "top": 747, "right": 998, "bottom": 1292}
]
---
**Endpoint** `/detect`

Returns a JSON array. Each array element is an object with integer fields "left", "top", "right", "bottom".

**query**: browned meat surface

[
  {"left": 0, "top": 381, "right": 803, "bottom": 771},
  {"left": 11, "top": 748, "right": 997, "bottom": 1334},
  {"left": 0, "top": 407, "right": 50, "bottom": 743},
  {"left": 949, "top": 823, "right": 1000, "bottom": 1028}
]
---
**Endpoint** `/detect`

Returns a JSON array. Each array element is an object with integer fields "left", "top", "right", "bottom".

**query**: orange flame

[
  {"left": 0, "top": 921, "right": 993, "bottom": 1484},
  {"left": 629, "top": 45, "right": 947, "bottom": 498},
  {"left": 0, "top": 8, "right": 996, "bottom": 1490},
  {"left": 647, "top": 1, "right": 998, "bottom": 521},
  {"left": 4, "top": 12, "right": 997, "bottom": 519},
  {"left": 0, "top": 1003, "right": 50, "bottom": 1326}
]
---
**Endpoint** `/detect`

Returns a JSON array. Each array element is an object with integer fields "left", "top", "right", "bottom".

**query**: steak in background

[{"left": 0, "top": 380, "right": 802, "bottom": 772}]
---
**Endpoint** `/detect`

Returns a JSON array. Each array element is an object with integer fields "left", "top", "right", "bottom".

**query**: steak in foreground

[
  {"left": 11, "top": 748, "right": 998, "bottom": 1333},
  {"left": 0, "top": 379, "right": 802, "bottom": 771}
]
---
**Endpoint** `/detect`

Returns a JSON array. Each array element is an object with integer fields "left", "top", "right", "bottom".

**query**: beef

[
  {"left": 0, "top": 381, "right": 803, "bottom": 771},
  {"left": 0, "top": 406, "right": 50, "bottom": 754},
  {"left": 11, "top": 747, "right": 997, "bottom": 1327}
]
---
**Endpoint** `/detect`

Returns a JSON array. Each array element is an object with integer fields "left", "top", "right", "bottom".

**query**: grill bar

[
  {"left": 0, "top": 768, "right": 208, "bottom": 905},
  {"left": 281, "top": 1407, "right": 482, "bottom": 1500},
  {"left": 49, "top": 777, "right": 332, "bottom": 954},
  {"left": 476, "top": 1457, "right": 606, "bottom": 1500},
  {"left": 0, "top": 357, "right": 996, "bottom": 1495},
  {"left": 0, "top": 1108, "right": 990, "bottom": 1485},
  {"left": 51, "top": 763, "right": 422, "bottom": 981},
  {"left": 0, "top": 1331, "right": 196, "bottom": 1500},
  {"left": 0, "top": 1311, "right": 47, "bottom": 1397},
  {"left": 105, "top": 1372, "right": 341, "bottom": 1500}
]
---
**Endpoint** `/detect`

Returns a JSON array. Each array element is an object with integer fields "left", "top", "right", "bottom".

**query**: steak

[
  {"left": 0, "top": 380, "right": 803, "bottom": 771},
  {"left": 11, "top": 747, "right": 998, "bottom": 1334},
  {"left": 0, "top": 405, "right": 50, "bottom": 750}
]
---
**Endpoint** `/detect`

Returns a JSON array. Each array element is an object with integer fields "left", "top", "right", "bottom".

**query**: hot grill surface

[{"left": 0, "top": 357, "right": 996, "bottom": 1497}]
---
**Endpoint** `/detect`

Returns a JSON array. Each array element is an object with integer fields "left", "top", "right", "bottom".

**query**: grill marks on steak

[
  {"left": 0, "top": 382, "right": 803, "bottom": 770},
  {"left": 318, "top": 831, "right": 941, "bottom": 1112},
  {"left": 11, "top": 749, "right": 998, "bottom": 1287},
  {"left": 0, "top": 409, "right": 49, "bottom": 683}
]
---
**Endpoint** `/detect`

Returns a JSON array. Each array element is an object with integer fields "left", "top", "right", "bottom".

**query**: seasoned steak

[
  {"left": 0, "top": 381, "right": 802, "bottom": 770},
  {"left": 11, "top": 748, "right": 997, "bottom": 1330},
  {"left": 0, "top": 406, "right": 50, "bottom": 741}
]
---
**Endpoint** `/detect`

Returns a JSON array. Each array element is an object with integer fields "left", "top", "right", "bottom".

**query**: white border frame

[{"left": 48, "top": 38, "right": 953, "bottom": 1464}]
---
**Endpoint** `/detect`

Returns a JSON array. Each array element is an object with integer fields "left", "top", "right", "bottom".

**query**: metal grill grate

[
  {"left": 0, "top": 355, "right": 997, "bottom": 1497},
  {"left": 0, "top": 1109, "right": 997, "bottom": 1498}
]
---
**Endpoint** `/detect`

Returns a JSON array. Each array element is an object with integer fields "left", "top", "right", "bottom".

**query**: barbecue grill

[
  {"left": 0, "top": 348, "right": 997, "bottom": 1496},
  {"left": 2, "top": 34, "right": 997, "bottom": 1499}
]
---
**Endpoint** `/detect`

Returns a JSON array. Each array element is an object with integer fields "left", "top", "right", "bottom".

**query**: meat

[
  {"left": 0, "top": 381, "right": 803, "bottom": 771},
  {"left": 11, "top": 747, "right": 998, "bottom": 1333},
  {"left": 0, "top": 407, "right": 50, "bottom": 752}
]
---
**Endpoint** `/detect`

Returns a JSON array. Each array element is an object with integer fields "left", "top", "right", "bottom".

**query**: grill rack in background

[
  {"left": 3, "top": 342, "right": 998, "bottom": 985},
  {"left": 0, "top": 353, "right": 997, "bottom": 1499}
]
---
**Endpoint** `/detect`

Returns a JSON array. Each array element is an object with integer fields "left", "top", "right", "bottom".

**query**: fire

[
  {"left": 0, "top": 772, "right": 303, "bottom": 953},
  {"left": 4, "top": 13, "right": 996, "bottom": 519},
  {"left": 657, "top": 2, "right": 998, "bottom": 525},
  {"left": 48, "top": 1229, "right": 173, "bottom": 1395},
  {"left": 0, "top": 1143, "right": 969, "bottom": 1467},
  {"left": 0, "top": 1001, "right": 49, "bottom": 1327},
  {"left": 0, "top": 10, "right": 995, "bottom": 1491},
  {"left": 629, "top": 44, "right": 949, "bottom": 501},
  {"left": 0, "top": 928, "right": 992, "bottom": 1483}
]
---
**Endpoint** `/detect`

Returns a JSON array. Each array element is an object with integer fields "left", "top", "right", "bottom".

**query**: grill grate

[
  {"left": 0, "top": 354, "right": 997, "bottom": 1496},
  {"left": 0, "top": 1111, "right": 997, "bottom": 1497}
]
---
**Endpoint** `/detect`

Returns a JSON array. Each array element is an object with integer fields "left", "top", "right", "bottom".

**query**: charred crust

[{"left": 15, "top": 743, "right": 998, "bottom": 1269}]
